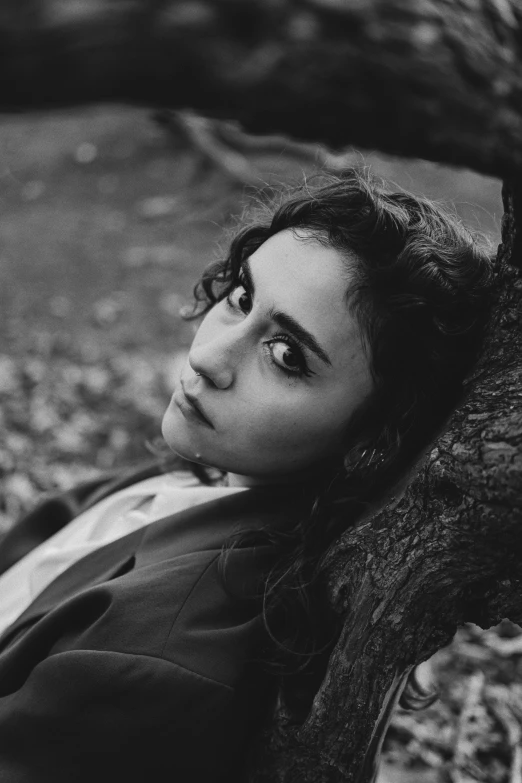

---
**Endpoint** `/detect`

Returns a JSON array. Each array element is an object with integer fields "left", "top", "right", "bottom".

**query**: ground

[{"left": 0, "top": 105, "right": 515, "bottom": 782}]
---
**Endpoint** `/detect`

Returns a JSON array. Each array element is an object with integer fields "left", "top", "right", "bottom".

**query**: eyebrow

[{"left": 241, "top": 259, "right": 332, "bottom": 367}]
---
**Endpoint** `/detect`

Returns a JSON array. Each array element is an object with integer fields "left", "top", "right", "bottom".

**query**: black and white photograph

[{"left": 0, "top": 2, "right": 519, "bottom": 781}]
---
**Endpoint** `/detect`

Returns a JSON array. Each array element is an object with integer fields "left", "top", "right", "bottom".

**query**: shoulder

[
  {"left": 3, "top": 536, "right": 270, "bottom": 689},
  {"left": 92, "top": 545, "right": 269, "bottom": 687}
]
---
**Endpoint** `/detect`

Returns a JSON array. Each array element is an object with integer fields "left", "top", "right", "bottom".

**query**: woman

[{"left": 0, "top": 169, "right": 494, "bottom": 782}]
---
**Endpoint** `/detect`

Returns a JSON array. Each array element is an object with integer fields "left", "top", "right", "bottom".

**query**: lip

[{"left": 175, "top": 383, "right": 214, "bottom": 429}]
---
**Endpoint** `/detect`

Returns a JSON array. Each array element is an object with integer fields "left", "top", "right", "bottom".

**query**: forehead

[
  {"left": 248, "top": 229, "right": 363, "bottom": 364},
  {"left": 250, "top": 229, "right": 347, "bottom": 291}
]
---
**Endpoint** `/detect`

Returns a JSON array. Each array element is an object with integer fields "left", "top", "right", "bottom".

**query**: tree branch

[{"left": 0, "top": 1, "right": 521, "bottom": 179}]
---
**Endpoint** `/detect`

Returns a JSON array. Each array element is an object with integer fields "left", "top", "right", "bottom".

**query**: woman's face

[{"left": 162, "top": 229, "right": 373, "bottom": 485}]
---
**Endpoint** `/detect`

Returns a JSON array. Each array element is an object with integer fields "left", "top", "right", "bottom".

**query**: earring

[{"left": 344, "top": 446, "right": 385, "bottom": 472}]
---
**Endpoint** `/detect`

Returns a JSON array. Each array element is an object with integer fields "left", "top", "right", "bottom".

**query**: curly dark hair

[{"left": 183, "top": 168, "right": 496, "bottom": 718}]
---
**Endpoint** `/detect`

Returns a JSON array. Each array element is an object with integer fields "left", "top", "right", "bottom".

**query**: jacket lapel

[
  {"left": 135, "top": 485, "right": 289, "bottom": 568},
  {"left": 0, "top": 460, "right": 166, "bottom": 578},
  {"left": 0, "top": 482, "right": 308, "bottom": 649},
  {"left": 0, "top": 525, "right": 147, "bottom": 649}
]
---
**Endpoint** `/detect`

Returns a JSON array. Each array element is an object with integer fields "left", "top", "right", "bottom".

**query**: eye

[
  {"left": 226, "top": 283, "right": 251, "bottom": 314},
  {"left": 266, "top": 335, "right": 314, "bottom": 378}
]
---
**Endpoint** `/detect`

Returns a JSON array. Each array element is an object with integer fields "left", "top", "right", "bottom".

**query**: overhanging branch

[{"left": 0, "top": 0, "right": 520, "bottom": 178}]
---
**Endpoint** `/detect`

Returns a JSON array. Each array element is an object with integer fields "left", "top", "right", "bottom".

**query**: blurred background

[{"left": 0, "top": 105, "right": 514, "bottom": 782}]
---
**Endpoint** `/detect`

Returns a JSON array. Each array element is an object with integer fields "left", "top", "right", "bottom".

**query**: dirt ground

[{"left": 0, "top": 106, "right": 515, "bottom": 782}]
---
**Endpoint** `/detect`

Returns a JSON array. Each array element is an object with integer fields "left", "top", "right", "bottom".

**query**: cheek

[{"left": 241, "top": 390, "right": 346, "bottom": 456}]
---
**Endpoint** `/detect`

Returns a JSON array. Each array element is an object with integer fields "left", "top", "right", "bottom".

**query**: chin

[
  {"left": 160, "top": 411, "right": 209, "bottom": 467},
  {"left": 161, "top": 409, "right": 191, "bottom": 457}
]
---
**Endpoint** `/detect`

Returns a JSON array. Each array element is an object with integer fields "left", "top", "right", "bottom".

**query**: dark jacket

[{"left": 0, "top": 462, "right": 302, "bottom": 782}]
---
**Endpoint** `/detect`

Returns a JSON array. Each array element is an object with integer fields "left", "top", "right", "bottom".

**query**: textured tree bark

[
  {"left": 1, "top": 1, "right": 521, "bottom": 781},
  {"left": 0, "top": 0, "right": 521, "bottom": 179}
]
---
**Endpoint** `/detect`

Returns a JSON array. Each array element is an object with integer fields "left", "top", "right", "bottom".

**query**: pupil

[{"left": 283, "top": 347, "right": 298, "bottom": 367}]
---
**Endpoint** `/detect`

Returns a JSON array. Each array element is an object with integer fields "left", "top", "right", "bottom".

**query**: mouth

[{"left": 175, "top": 383, "right": 214, "bottom": 429}]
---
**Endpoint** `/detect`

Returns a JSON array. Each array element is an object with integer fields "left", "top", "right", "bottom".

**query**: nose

[{"left": 188, "top": 325, "right": 246, "bottom": 390}]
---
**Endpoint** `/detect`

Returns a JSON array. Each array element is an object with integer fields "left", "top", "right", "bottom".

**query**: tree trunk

[{"left": 1, "top": 1, "right": 522, "bottom": 781}]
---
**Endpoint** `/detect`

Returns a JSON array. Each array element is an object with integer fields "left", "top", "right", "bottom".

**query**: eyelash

[{"left": 225, "top": 282, "right": 314, "bottom": 379}]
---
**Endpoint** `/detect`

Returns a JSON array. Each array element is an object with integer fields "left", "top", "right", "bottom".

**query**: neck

[
  {"left": 226, "top": 473, "right": 299, "bottom": 488},
  {"left": 226, "top": 461, "right": 338, "bottom": 489}
]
